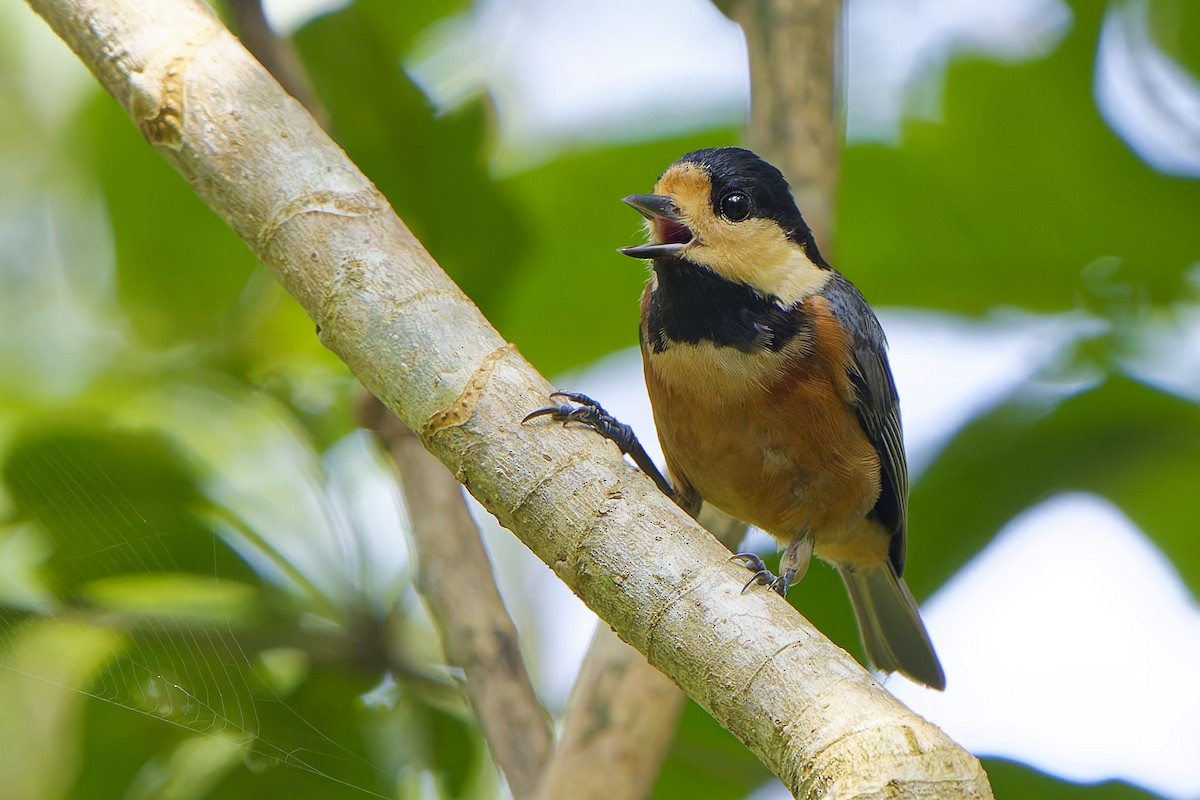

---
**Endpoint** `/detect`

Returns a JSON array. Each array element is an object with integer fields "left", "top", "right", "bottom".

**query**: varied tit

[{"left": 525, "top": 147, "right": 944, "bottom": 690}]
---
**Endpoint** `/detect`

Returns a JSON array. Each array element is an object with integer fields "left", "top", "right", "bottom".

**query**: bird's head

[{"left": 620, "top": 147, "right": 830, "bottom": 304}]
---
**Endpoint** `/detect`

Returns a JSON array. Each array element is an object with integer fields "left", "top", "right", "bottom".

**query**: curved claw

[
  {"left": 521, "top": 404, "right": 570, "bottom": 424},
  {"left": 730, "top": 553, "right": 776, "bottom": 594},
  {"left": 549, "top": 390, "right": 598, "bottom": 406},
  {"left": 522, "top": 391, "right": 675, "bottom": 499},
  {"left": 522, "top": 392, "right": 616, "bottom": 430},
  {"left": 729, "top": 553, "right": 766, "bottom": 572}
]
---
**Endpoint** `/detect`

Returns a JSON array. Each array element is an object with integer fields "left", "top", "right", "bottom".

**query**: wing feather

[{"left": 821, "top": 274, "right": 909, "bottom": 576}]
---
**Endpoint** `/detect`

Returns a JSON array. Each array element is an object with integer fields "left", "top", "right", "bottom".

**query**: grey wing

[{"left": 822, "top": 273, "right": 910, "bottom": 576}]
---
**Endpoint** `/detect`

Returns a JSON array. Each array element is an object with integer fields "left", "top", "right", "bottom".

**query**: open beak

[{"left": 619, "top": 194, "right": 694, "bottom": 260}]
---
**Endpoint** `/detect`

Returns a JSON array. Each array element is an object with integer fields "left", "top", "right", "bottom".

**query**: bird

[{"left": 525, "top": 147, "right": 945, "bottom": 690}]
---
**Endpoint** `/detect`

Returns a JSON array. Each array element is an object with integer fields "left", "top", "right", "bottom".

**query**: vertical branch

[
  {"left": 720, "top": 0, "right": 844, "bottom": 249},
  {"left": 534, "top": 626, "right": 685, "bottom": 800},
  {"left": 542, "top": 2, "right": 844, "bottom": 795},
  {"left": 361, "top": 398, "right": 554, "bottom": 798}
]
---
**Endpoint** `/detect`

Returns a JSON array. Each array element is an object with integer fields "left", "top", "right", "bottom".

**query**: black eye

[{"left": 720, "top": 192, "right": 752, "bottom": 221}]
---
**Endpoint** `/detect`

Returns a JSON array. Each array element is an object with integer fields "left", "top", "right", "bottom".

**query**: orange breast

[{"left": 644, "top": 296, "right": 883, "bottom": 553}]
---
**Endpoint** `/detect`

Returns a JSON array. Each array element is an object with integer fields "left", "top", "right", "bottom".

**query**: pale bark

[
  {"left": 25, "top": 1, "right": 992, "bottom": 796},
  {"left": 227, "top": 13, "right": 555, "bottom": 792},
  {"left": 225, "top": 0, "right": 326, "bottom": 128},
  {"left": 533, "top": 508, "right": 746, "bottom": 800}
]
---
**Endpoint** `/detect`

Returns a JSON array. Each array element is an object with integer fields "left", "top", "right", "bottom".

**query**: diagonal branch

[
  {"left": 534, "top": 507, "right": 747, "bottom": 800},
  {"left": 221, "top": 9, "right": 556, "bottom": 793},
  {"left": 25, "top": 1, "right": 992, "bottom": 796},
  {"left": 224, "top": 0, "right": 327, "bottom": 128}
]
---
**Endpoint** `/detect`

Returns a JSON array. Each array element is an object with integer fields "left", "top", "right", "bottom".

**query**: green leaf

[
  {"left": 0, "top": 618, "right": 127, "bottom": 800},
  {"left": 1, "top": 424, "right": 254, "bottom": 594},
  {"left": 77, "top": 95, "right": 257, "bottom": 347},
  {"left": 71, "top": 651, "right": 399, "bottom": 800},
  {"left": 353, "top": 0, "right": 474, "bottom": 53},
  {"left": 82, "top": 573, "right": 259, "bottom": 627},
  {"left": 125, "top": 732, "right": 247, "bottom": 800},
  {"left": 1146, "top": 0, "right": 1200, "bottom": 80},
  {"left": 982, "top": 758, "right": 1160, "bottom": 800},
  {"left": 909, "top": 377, "right": 1200, "bottom": 596},
  {"left": 294, "top": 4, "right": 527, "bottom": 321},
  {"left": 839, "top": 0, "right": 1200, "bottom": 314},
  {"left": 427, "top": 703, "right": 480, "bottom": 798}
]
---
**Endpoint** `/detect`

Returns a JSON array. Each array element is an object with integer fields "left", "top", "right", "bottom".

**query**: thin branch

[
  {"left": 358, "top": 396, "right": 553, "bottom": 799},
  {"left": 534, "top": 624, "right": 685, "bottom": 800},
  {"left": 25, "top": 1, "right": 992, "bottom": 795},
  {"left": 719, "top": 0, "right": 844, "bottom": 248}
]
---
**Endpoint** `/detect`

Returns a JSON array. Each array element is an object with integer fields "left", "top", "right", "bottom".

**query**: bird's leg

[
  {"left": 772, "top": 532, "right": 813, "bottom": 596},
  {"left": 523, "top": 392, "right": 682, "bottom": 506},
  {"left": 732, "top": 530, "right": 812, "bottom": 597}
]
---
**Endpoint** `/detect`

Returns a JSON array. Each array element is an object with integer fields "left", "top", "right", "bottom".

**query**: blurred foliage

[
  {"left": 1147, "top": 0, "right": 1200, "bottom": 75},
  {"left": 82, "top": 94, "right": 259, "bottom": 348},
  {"left": 655, "top": 701, "right": 771, "bottom": 797},
  {"left": 294, "top": 1, "right": 526, "bottom": 321},
  {"left": 910, "top": 376, "right": 1200, "bottom": 595},
  {"left": 0, "top": 0, "right": 1197, "bottom": 798},
  {"left": 3, "top": 426, "right": 248, "bottom": 590},
  {"left": 839, "top": 1, "right": 1200, "bottom": 313},
  {"left": 982, "top": 759, "right": 1159, "bottom": 800}
]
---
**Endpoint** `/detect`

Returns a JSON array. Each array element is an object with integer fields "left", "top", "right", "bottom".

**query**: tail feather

[{"left": 839, "top": 565, "right": 946, "bottom": 690}]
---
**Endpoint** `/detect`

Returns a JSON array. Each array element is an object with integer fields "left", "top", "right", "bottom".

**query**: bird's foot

[
  {"left": 523, "top": 391, "right": 674, "bottom": 497},
  {"left": 523, "top": 391, "right": 631, "bottom": 446},
  {"left": 730, "top": 553, "right": 792, "bottom": 596}
]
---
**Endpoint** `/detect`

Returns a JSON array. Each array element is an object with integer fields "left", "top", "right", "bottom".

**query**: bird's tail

[{"left": 838, "top": 564, "right": 946, "bottom": 690}]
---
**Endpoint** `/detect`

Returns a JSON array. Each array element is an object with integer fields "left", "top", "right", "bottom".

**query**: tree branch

[
  {"left": 534, "top": 506, "right": 748, "bottom": 799},
  {"left": 359, "top": 397, "right": 553, "bottom": 798},
  {"left": 26, "top": 1, "right": 992, "bottom": 795},
  {"left": 541, "top": 4, "right": 845, "bottom": 790},
  {"left": 719, "top": 0, "right": 843, "bottom": 248},
  {"left": 224, "top": 0, "right": 327, "bottom": 128},
  {"left": 535, "top": 624, "right": 685, "bottom": 800}
]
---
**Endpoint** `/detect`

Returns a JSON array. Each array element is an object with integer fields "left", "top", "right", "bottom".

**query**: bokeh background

[{"left": 1, "top": 0, "right": 1198, "bottom": 798}]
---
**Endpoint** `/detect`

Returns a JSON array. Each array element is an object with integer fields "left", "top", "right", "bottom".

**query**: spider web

[{"left": 0, "top": 419, "right": 421, "bottom": 799}]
